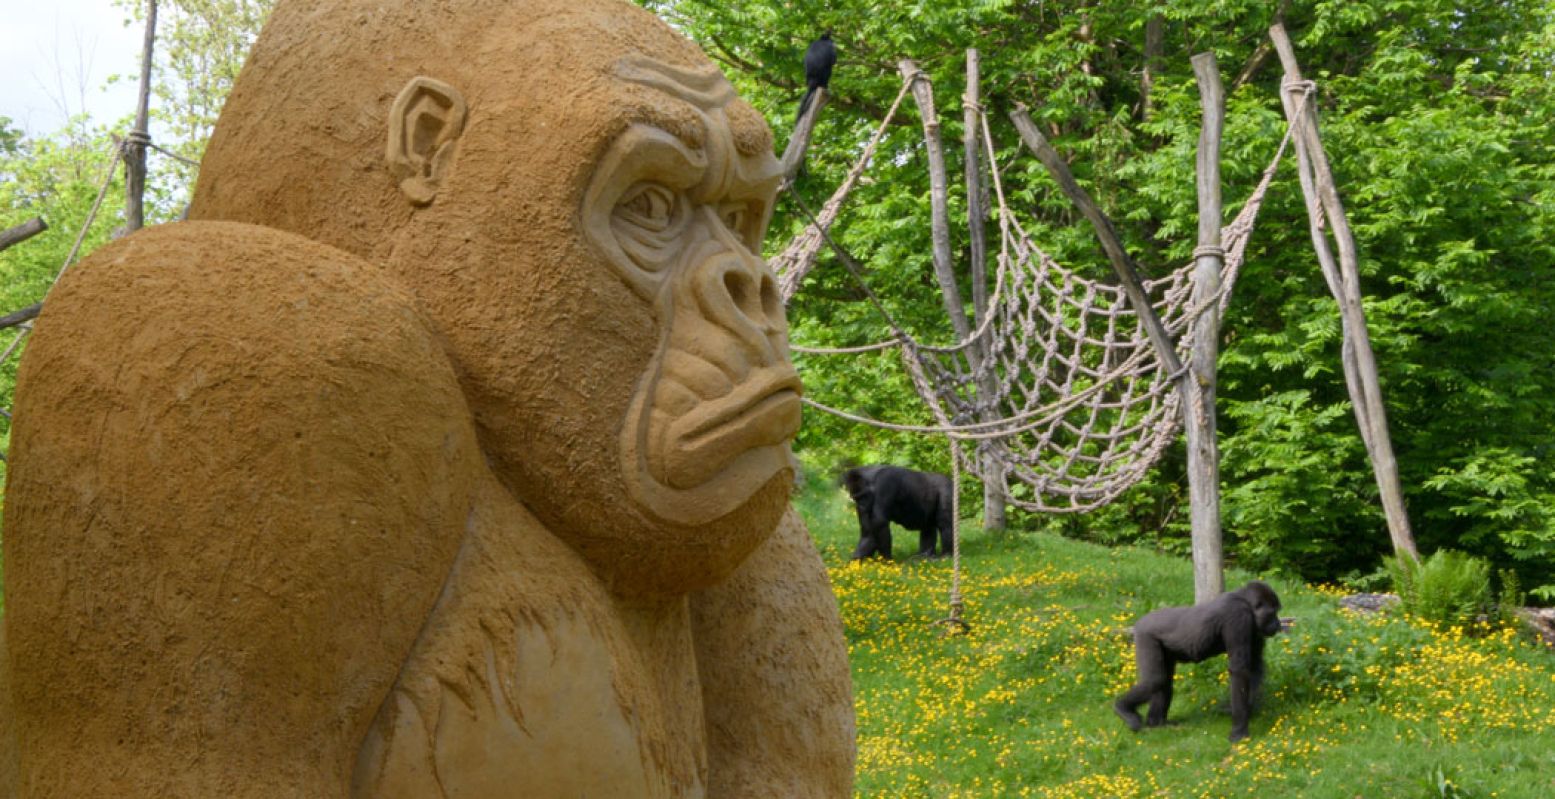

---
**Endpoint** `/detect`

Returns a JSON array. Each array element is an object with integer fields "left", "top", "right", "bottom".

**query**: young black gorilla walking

[
  {"left": 797, "top": 32, "right": 836, "bottom": 123},
  {"left": 1114, "top": 580, "right": 1284, "bottom": 742}
]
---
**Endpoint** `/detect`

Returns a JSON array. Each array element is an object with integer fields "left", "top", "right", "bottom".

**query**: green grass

[{"left": 794, "top": 476, "right": 1555, "bottom": 798}]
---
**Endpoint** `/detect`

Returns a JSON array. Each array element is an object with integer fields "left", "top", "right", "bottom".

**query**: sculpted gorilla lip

[{"left": 674, "top": 369, "right": 802, "bottom": 448}]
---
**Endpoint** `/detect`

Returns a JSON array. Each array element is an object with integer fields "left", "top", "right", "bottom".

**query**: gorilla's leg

[
  {"left": 915, "top": 526, "right": 938, "bottom": 558},
  {"left": 1227, "top": 642, "right": 1262, "bottom": 742},
  {"left": 935, "top": 497, "right": 954, "bottom": 557},
  {"left": 1115, "top": 635, "right": 1173, "bottom": 732},
  {"left": 851, "top": 513, "right": 892, "bottom": 561},
  {"left": 1145, "top": 673, "right": 1175, "bottom": 727}
]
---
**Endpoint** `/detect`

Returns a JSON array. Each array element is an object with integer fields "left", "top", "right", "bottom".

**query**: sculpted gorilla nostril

[
  {"left": 760, "top": 274, "right": 782, "bottom": 325},
  {"left": 724, "top": 270, "right": 757, "bottom": 318}
]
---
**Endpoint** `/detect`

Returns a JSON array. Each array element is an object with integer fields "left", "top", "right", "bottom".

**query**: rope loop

[{"left": 1191, "top": 244, "right": 1226, "bottom": 260}]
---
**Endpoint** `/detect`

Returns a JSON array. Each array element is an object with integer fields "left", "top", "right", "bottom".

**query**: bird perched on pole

[{"left": 797, "top": 32, "right": 836, "bottom": 123}]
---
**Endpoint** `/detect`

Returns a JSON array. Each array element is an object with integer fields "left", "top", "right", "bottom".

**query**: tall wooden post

[
  {"left": 1187, "top": 53, "right": 1226, "bottom": 603},
  {"left": 124, "top": 0, "right": 158, "bottom": 233},
  {"left": 1269, "top": 24, "right": 1418, "bottom": 559},
  {"left": 780, "top": 87, "right": 830, "bottom": 184},
  {"left": 962, "top": 49, "right": 1007, "bottom": 532},
  {"left": 899, "top": 60, "right": 974, "bottom": 341}
]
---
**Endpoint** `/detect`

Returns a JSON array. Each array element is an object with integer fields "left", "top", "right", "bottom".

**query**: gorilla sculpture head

[{"left": 192, "top": 0, "right": 797, "bottom": 596}]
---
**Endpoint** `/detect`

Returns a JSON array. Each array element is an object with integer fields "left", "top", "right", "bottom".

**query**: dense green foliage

[
  {"left": 795, "top": 475, "right": 1555, "bottom": 797},
  {"left": 651, "top": 0, "right": 1555, "bottom": 595}
]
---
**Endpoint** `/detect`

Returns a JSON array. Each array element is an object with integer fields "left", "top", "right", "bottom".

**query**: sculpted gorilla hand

[
  {"left": 843, "top": 465, "right": 953, "bottom": 561},
  {"left": 1114, "top": 580, "right": 1284, "bottom": 742}
]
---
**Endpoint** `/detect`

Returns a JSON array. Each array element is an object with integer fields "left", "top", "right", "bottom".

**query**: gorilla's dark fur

[
  {"left": 1114, "top": 580, "right": 1284, "bottom": 742},
  {"left": 842, "top": 465, "right": 952, "bottom": 561}
]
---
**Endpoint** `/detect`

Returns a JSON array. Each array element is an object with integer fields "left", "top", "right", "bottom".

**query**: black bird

[{"left": 797, "top": 32, "right": 836, "bottom": 124}]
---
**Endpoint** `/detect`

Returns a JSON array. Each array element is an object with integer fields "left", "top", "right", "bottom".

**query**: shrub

[{"left": 1385, "top": 550, "right": 1497, "bottom": 630}]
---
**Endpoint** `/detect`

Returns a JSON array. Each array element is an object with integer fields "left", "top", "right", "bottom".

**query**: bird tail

[{"left": 795, "top": 86, "right": 818, "bottom": 125}]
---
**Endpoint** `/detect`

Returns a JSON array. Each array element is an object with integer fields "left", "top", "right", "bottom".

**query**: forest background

[{"left": 2, "top": 0, "right": 1553, "bottom": 598}]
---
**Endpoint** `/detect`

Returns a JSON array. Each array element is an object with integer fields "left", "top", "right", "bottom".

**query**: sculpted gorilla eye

[
  {"left": 611, "top": 182, "right": 690, "bottom": 274},
  {"left": 619, "top": 183, "right": 680, "bottom": 231}
]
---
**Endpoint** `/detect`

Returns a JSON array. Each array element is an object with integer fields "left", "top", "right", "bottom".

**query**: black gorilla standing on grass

[
  {"left": 1114, "top": 580, "right": 1284, "bottom": 742},
  {"left": 844, "top": 465, "right": 953, "bottom": 561},
  {"left": 796, "top": 32, "right": 836, "bottom": 123}
]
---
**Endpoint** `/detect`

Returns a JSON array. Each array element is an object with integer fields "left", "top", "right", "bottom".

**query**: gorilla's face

[
  {"left": 583, "top": 56, "right": 794, "bottom": 528},
  {"left": 412, "top": 46, "right": 793, "bottom": 596}
]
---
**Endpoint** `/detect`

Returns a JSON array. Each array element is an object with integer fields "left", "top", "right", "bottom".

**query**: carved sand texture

[{"left": 2, "top": 0, "right": 853, "bottom": 796}]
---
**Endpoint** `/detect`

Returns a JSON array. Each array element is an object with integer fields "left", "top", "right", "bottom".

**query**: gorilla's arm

[
  {"left": 1223, "top": 599, "right": 1264, "bottom": 742},
  {"left": 0, "top": 222, "right": 479, "bottom": 795},
  {"left": 691, "top": 508, "right": 856, "bottom": 797}
]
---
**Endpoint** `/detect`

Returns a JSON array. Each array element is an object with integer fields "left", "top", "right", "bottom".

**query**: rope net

[{"left": 781, "top": 80, "right": 1309, "bottom": 514}]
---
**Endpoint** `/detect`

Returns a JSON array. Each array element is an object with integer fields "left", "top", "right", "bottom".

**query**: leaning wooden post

[
  {"left": 780, "top": 87, "right": 830, "bottom": 184},
  {"left": 1269, "top": 24, "right": 1418, "bottom": 560},
  {"left": 124, "top": 0, "right": 159, "bottom": 233},
  {"left": 900, "top": 60, "right": 974, "bottom": 341},
  {"left": 1011, "top": 104, "right": 1229, "bottom": 598},
  {"left": 962, "top": 49, "right": 1007, "bottom": 532},
  {"left": 1187, "top": 52, "right": 1226, "bottom": 602},
  {"left": 1009, "top": 106, "right": 1185, "bottom": 381}
]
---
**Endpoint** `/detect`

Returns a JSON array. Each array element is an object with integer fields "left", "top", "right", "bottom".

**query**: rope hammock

[
  {"left": 777, "top": 73, "right": 1313, "bottom": 630},
  {"left": 780, "top": 82, "right": 1311, "bottom": 515}
]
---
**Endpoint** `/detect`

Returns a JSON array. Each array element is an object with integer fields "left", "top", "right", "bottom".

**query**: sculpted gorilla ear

[{"left": 386, "top": 76, "right": 468, "bottom": 206}]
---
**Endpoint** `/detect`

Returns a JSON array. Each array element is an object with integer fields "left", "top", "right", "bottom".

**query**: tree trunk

[
  {"left": 1188, "top": 52, "right": 1226, "bottom": 603},
  {"left": 1270, "top": 24, "right": 1418, "bottom": 560},
  {"left": 961, "top": 50, "right": 1007, "bottom": 533},
  {"left": 124, "top": 0, "right": 159, "bottom": 233}
]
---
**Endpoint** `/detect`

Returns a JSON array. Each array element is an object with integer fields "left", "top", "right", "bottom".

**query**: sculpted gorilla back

[{"left": 0, "top": 1, "right": 854, "bottom": 795}]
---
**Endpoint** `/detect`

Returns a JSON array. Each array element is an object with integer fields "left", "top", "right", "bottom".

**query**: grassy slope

[{"left": 794, "top": 476, "right": 1555, "bottom": 798}]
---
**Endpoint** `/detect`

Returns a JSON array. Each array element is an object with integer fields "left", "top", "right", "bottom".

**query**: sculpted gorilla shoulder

[{"left": 0, "top": 1, "right": 854, "bottom": 796}]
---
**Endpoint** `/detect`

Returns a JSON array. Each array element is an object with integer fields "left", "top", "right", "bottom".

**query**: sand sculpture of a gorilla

[
  {"left": 1114, "top": 580, "right": 1284, "bottom": 742},
  {"left": 0, "top": 1, "right": 855, "bottom": 795}
]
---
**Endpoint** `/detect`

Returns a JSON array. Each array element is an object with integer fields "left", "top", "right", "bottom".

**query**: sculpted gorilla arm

[
  {"left": 0, "top": 222, "right": 480, "bottom": 795},
  {"left": 691, "top": 508, "right": 855, "bottom": 797}
]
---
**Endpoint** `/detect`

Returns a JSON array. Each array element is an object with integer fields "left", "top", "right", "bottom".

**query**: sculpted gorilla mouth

[{"left": 657, "top": 366, "right": 801, "bottom": 488}]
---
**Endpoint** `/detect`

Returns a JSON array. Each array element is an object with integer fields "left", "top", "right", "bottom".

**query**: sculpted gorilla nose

[{"left": 722, "top": 270, "right": 781, "bottom": 334}]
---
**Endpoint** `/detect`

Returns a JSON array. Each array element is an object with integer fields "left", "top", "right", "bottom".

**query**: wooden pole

[
  {"left": 1009, "top": 105, "right": 1186, "bottom": 381},
  {"left": 124, "top": 0, "right": 158, "bottom": 233},
  {"left": 1188, "top": 52, "right": 1226, "bottom": 603},
  {"left": 1269, "top": 23, "right": 1418, "bottom": 559},
  {"left": 961, "top": 49, "right": 1007, "bottom": 533},
  {"left": 780, "top": 87, "right": 830, "bottom": 184},
  {"left": 900, "top": 60, "right": 974, "bottom": 342}
]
